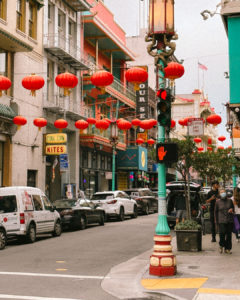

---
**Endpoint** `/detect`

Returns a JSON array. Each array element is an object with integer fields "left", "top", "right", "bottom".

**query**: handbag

[{"left": 233, "top": 215, "right": 240, "bottom": 233}]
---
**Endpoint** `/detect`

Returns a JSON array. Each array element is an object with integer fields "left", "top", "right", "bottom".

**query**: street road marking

[
  {"left": 198, "top": 288, "right": 240, "bottom": 295},
  {"left": 56, "top": 269, "right": 68, "bottom": 271},
  {"left": 56, "top": 261, "right": 66, "bottom": 263},
  {"left": 141, "top": 278, "right": 208, "bottom": 289},
  {"left": 0, "top": 271, "right": 108, "bottom": 280},
  {"left": 0, "top": 295, "right": 81, "bottom": 300}
]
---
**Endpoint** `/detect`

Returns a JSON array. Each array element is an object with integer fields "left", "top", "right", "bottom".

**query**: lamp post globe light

[{"left": 146, "top": 0, "right": 176, "bottom": 276}]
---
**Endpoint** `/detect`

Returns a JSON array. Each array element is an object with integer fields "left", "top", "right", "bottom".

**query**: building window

[
  {"left": 27, "top": 169, "right": 37, "bottom": 187},
  {"left": 0, "top": 51, "right": 13, "bottom": 96},
  {"left": 29, "top": 1, "right": 37, "bottom": 39},
  {"left": 0, "top": 0, "right": 6, "bottom": 20},
  {"left": 68, "top": 21, "right": 72, "bottom": 36},
  {"left": 48, "top": 4, "right": 51, "bottom": 19},
  {"left": 16, "top": 0, "right": 25, "bottom": 32}
]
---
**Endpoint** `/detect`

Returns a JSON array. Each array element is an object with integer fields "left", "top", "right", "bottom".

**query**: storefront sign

[
  {"left": 137, "top": 132, "right": 148, "bottom": 142},
  {"left": 136, "top": 66, "right": 149, "bottom": 135},
  {"left": 46, "top": 133, "right": 67, "bottom": 144},
  {"left": 117, "top": 146, "right": 147, "bottom": 171},
  {"left": 45, "top": 145, "right": 67, "bottom": 155}
]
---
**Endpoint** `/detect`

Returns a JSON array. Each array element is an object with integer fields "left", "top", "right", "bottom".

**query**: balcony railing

[
  {"left": 43, "top": 93, "right": 92, "bottom": 119},
  {"left": 44, "top": 34, "right": 91, "bottom": 70},
  {"left": 87, "top": 63, "right": 136, "bottom": 103},
  {"left": 84, "top": 125, "right": 125, "bottom": 145}
]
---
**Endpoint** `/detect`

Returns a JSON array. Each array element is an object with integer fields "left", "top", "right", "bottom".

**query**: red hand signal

[{"left": 158, "top": 146, "right": 167, "bottom": 161}]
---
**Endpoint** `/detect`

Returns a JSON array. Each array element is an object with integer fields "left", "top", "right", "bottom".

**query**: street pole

[
  {"left": 232, "top": 136, "right": 237, "bottom": 188},
  {"left": 111, "top": 100, "right": 119, "bottom": 191}
]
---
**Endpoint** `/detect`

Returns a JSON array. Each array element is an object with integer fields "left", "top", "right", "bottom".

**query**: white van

[{"left": 0, "top": 186, "right": 62, "bottom": 245}]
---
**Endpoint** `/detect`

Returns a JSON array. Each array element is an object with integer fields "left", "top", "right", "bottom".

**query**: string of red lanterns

[
  {"left": 91, "top": 70, "right": 114, "bottom": 94},
  {"left": 22, "top": 74, "right": 45, "bottom": 97},
  {"left": 33, "top": 118, "right": 47, "bottom": 131},
  {"left": 125, "top": 67, "right": 148, "bottom": 91}
]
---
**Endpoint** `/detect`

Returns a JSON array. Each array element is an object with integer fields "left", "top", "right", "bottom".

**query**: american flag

[{"left": 198, "top": 62, "right": 208, "bottom": 71}]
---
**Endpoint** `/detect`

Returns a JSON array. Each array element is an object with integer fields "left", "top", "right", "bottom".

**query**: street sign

[
  {"left": 60, "top": 154, "right": 69, "bottom": 171},
  {"left": 156, "top": 143, "right": 178, "bottom": 164},
  {"left": 187, "top": 118, "right": 204, "bottom": 136}
]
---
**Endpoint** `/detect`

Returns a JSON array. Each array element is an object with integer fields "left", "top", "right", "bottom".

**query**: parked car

[
  {"left": 53, "top": 198, "right": 105, "bottom": 229},
  {"left": 0, "top": 186, "right": 62, "bottom": 244},
  {"left": 124, "top": 188, "right": 158, "bottom": 215},
  {"left": 166, "top": 181, "right": 202, "bottom": 228},
  {"left": 91, "top": 191, "right": 138, "bottom": 221},
  {"left": 0, "top": 221, "right": 7, "bottom": 250}
]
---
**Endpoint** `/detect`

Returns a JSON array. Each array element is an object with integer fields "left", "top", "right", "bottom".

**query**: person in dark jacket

[
  {"left": 215, "top": 188, "right": 234, "bottom": 254},
  {"left": 206, "top": 180, "right": 219, "bottom": 242}
]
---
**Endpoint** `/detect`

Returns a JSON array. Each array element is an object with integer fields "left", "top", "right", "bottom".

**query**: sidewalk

[{"left": 102, "top": 233, "right": 240, "bottom": 300}]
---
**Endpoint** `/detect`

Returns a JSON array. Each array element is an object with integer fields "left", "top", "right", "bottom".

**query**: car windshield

[
  {"left": 53, "top": 199, "right": 78, "bottom": 208},
  {"left": 91, "top": 193, "right": 114, "bottom": 201}
]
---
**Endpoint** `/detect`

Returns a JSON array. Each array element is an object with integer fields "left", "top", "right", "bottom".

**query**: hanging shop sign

[
  {"left": 136, "top": 66, "right": 149, "bottom": 135},
  {"left": 46, "top": 145, "right": 67, "bottom": 155},
  {"left": 117, "top": 146, "right": 147, "bottom": 171},
  {"left": 46, "top": 133, "right": 67, "bottom": 144}
]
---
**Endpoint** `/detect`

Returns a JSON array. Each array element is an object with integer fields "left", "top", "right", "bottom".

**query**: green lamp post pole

[
  {"left": 111, "top": 100, "right": 119, "bottom": 191},
  {"left": 147, "top": 0, "right": 177, "bottom": 277}
]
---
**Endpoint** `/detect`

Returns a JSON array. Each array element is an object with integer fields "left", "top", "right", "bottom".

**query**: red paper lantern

[
  {"left": 147, "top": 139, "right": 155, "bottom": 146},
  {"left": 131, "top": 118, "right": 141, "bottom": 128},
  {"left": 55, "top": 72, "right": 78, "bottom": 96},
  {"left": 218, "top": 136, "right": 226, "bottom": 142},
  {"left": 149, "top": 119, "right": 157, "bottom": 127},
  {"left": 208, "top": 138, "right": 212, "bottom": 145},
  {"left": 95, "top": 119, "right": 110, "bottom": 132},
  {"left": 136, "top": 138, "right": 144, "bottom": 145},
  {"left": 207, "top": 147, "right": 213, "bottom": 151},
  {"left": 228, "top": 145, "right": 232, "bottom": 150},
  {"left": 0, "top": 75, "right": 11, "bottom": 97},
  {"left": 117, "top": 119, "right": 132, "bottom": 131},
  {"left": 87, "top": 117, "right": 96, "bottom": 125},
  {"left": 194, "top": 138, "right": 202, "bottom": 144},
  {"left": 171, "top": 120, "right": 176, "bottom": 128},
  {"left": 139, "top": 120, "right": 154, "bottom": 131},
  {"left": 91, "top": 71, "right": 113, "bottom": 93},
  {"left": 104, "top": 118, "right": 112, "bottom": 124},
  {"left": 22, "top": 74, "right": 45, "bottom": 96},
  {"left": 198, "top": 147, "right": 204, "bottom": 152},
  {"left": 164, "top": 62, "right": 185, "bottom": 81},
  {"left": 178, "top": 119, "right": 185, "bottom": 127},
  {"left": 33, "top": 118, "right": 47, "bottom": 131},
  {"left": 75, "top": 120, "right": 89, "bottom": 133},
  {"left": 206, "top": 114, "right": 222, "bottom": 126},
  {"left": 218, "top": 146, "right": 224, "bottom": 150},
  {"left": 54, "top": 119, "right": 68, "bottom": 132},
  {"left": 13, "top": 116, "right": 27, "bottom": 130},
  {"left": 183, "top": 117, "right": 190, "bottom": 126},
  {"left": 125, "top": 67, "right": 148, "bottom": 91}
]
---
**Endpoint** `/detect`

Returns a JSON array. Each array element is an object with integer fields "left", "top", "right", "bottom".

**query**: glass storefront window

[{"left": 0, "top": 52, "right": 6, "bottom": 76}]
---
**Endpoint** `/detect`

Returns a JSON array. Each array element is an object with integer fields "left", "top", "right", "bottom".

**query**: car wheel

[
  {"left": 118, "top": 207, "right": 125, "bottom": 221},
  {"left": 52, "top": 220, "right": 62, "bottom": 237},
  {"left": 79, "top": 215, "right": 87, "bottom": 230},
  {"left": 144, "top": 205, "right": 149, "bottom": 215},
  {"left": 27, "top": 224, "right": 36, "bottom": 243},
  {"left": 99, "top": 213, "right": 105, "bottom": 226},
  {"left": 0, "top": 229, "right": 6, "bottom": 250},
  {"left": 131, "top": 205, "right": 138, "bottom": 219}
]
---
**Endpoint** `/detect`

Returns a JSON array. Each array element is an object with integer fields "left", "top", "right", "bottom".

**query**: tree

[{"left": 171, "top": 137, "right": 197, "bottom": 219}]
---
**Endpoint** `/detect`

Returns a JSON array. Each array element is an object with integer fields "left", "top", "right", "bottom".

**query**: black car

[
  {"left": 53, "top": 198, "right": 105, "bottom": 230},
  {"left": 124, "top": 188, "right": 158, "bottom": 215},
  {"left": 166, "top": 181, "right": 201, "bottom": 227}
]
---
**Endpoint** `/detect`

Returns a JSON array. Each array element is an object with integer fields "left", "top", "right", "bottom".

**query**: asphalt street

[{"left": 0, "top": 214, "right": 158, "bottom": 300}]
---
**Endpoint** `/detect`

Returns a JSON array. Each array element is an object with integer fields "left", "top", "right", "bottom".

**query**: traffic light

[{"left": 156, "top": 88, "right": 172, "bottom": 129}]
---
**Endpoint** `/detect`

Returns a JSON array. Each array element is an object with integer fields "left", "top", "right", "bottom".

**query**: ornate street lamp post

[
  {"left": 110, "top": 120, "right": 119, "bottom": 191},
  {"left": 146, "top": 0, "right": 177, "bottom": 276}
]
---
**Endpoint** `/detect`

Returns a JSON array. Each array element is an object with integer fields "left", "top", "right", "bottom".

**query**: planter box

[
  {"left": 175, "top": 229, "right": 202, "bottom": 251},
  {"left": 203, "top": 218, "right": 211, "bottom": 234}
]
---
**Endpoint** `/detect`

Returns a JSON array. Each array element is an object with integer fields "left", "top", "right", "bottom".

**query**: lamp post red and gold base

[{"left": 149, "top": 235, "right": 176, "bottom": 276}]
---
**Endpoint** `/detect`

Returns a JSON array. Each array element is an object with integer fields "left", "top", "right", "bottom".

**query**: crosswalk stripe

[
  {"left": 0, "top": 295, "right": 81, "bottom": 300},
  {"left": 0, "top": 271, "right": 108, "bottom": 280}
]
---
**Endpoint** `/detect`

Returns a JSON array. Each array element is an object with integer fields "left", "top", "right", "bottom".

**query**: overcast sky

[{"left": 104, "top": 0, "right": 230, "bottom": 146}]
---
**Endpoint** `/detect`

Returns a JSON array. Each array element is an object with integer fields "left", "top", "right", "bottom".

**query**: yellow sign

[
  {"left": 137, "top": 132, "right": 148, "bottom": 142},
  {"left": 46, "top": 133, "right": 67, "bottom": 144},
  {"left": 45, "top": 145, "right": 67, "bottom": 155}
]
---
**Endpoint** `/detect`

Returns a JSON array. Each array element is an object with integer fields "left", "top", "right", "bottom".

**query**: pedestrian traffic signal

[
  {"left": 156, "top": 88, "right": 172, "bottom": 129},
  {"left": 156, "top": 143, "right": 178, "bottom": 164}
]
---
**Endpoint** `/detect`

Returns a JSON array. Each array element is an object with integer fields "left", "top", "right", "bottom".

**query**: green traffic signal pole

[{"left": 155, "top": 50, "right": 170, "bottom": 235}]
